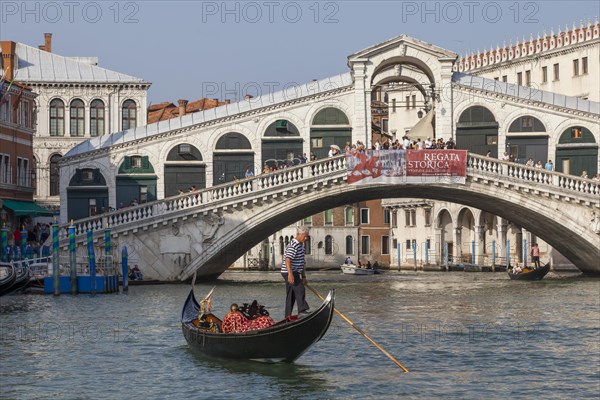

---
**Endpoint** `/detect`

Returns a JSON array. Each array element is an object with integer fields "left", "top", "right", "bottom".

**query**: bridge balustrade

[
  {"left": 57, "top": 153, "right": 597, "bottom": 243},
  {"left": 57, "top": 156, "right": 348, "bottom": 241}
]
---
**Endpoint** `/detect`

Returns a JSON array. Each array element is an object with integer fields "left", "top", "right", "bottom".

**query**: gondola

[
  {"left": 0, "top": 262, "right": 17, "bottom": 296},
  {"left": 507, "top": 262, "right": 551, "bottom": 280},
  {"left": 181, "top": 288, "right": 335, "bottom": 363},
  {"left": 7, "top": 264, "right": 30, "bottom": 294}
]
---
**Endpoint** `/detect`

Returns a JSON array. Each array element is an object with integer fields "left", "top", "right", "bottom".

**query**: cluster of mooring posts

[
  {"left": 0, "top": 222, "right": 130, "bottom": 295},
  {"left": 395, "top": 239, "right": 529, "bottom": 272}
]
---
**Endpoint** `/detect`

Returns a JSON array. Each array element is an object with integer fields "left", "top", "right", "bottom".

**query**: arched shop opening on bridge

[
  {"left": 116, "top": 156, "right": 157, "bottom": 208},
  {"left": 310, "top": 107, "right": 352, "bottom": 159},
  {"left": 262, "top": 119, "right": 303, "bottom": 169},
  {"left": 456, "top": 106, "right": 499, "bottom": 158},
  {"left": 506, "top": 116, "right": 548, "bottom": 164},
  {"left": 164, "top": 143, "right": 206, "bottom": 197},
  {"left": 66, "top": 168, "right": 108, "bottom": 220},
  {"left": 555, "top": 126, "right": 598, "bottom": 177},
  {"left": 213, "top": 132, "right": 254, "bottom": 185}
]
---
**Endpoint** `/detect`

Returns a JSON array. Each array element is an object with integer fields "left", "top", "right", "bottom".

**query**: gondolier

[{"left": 281, "top": 226, "right": 310, "bottom": 318}]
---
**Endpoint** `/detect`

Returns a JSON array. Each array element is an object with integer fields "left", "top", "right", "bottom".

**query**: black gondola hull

[
  {"left": 508, "top": 263, "right": 551, "bottom": 280},
  {"left": 0, "top": 263, "right": 17, "bottom": 296},
  {"left": 181, "top": 289, "right": 335, "bottom": 363}
]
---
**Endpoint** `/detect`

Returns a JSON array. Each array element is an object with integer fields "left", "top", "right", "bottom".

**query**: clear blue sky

[{"left": 2, "top": 1, "right": 599, "bottom": 105}]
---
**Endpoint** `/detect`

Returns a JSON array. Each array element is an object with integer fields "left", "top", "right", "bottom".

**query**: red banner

[
  {"left": 346, "top": 150, "right": 467, "bottom": 185},
  {"left": 406, "top": 150, "right": 467, "bottom": 176}
]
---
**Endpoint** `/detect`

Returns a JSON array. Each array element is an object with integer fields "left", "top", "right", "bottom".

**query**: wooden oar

[{"left": 306, "top": 284, "right": 409, "bottom": 373}]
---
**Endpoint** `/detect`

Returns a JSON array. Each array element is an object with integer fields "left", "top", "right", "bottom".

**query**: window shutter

[{"left": 123, "top": 156, "right": 131, "bottom": 170}]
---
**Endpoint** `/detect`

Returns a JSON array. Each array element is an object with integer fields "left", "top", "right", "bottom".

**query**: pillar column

[
  {"left": 453, "top": 227, "right": 462, "bottom": 261},
  {"left": 434, "top": 227, "right": 443, "bottom": 265},
  {"left": 349, "top": 60, "right": 369, "bottom": 145},
  {"left": 475, "top": 225, "right": 485, "bottom": 265}
]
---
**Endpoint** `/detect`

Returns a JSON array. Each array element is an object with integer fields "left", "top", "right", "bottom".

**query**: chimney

[
  {"left": 0, "top": 41, "right": 16, "bottom": 81},
  {"left": 178, "top": 99, "right": 188, "bottom": 116},
  {"left": 44, "top": 33, "right": 52, "bottom": 53}
]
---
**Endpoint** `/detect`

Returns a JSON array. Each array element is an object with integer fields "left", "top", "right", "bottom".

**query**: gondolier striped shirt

[{"left": 281, "top": 238, "right": 305, "bottom": 274}]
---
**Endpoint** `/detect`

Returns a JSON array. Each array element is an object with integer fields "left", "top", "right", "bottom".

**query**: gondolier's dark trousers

[{"left": 282, "top": 271, "right": 309, "bottom": 318}]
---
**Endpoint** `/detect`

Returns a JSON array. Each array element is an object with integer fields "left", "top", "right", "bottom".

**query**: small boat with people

[
  {"left": 341, "top": 264, "right": 375, "bottom": 275},
  {"left": 181, "top": 286, "right": 335, "bottom": 363},
  {"left": 507, "top": 262, "right": 551, "bottom": 280}
]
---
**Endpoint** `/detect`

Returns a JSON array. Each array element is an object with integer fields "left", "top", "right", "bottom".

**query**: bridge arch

[
  {"left": 66, "top": 164, "right": 110, "bottom": 220},
  {"left": 212, "top": 131, "right": 255, "bottom": 185},
  {"left": 309, "top": 107, "right": 352, "bottom": 159},
  {"left": 456, "top": 105, "right": 499, "bottom": 157},
  {"left": 162, "top": 143, "right": 206, "bottom": 197},
  {"left": 260, "top": 118, "right": 304, "bottom": 169},
  {"left": 555, "top": 126, "right": 598, "bottom": 176},
  {"left": 371, "top": 56, "right": 436, "bottom": 84}
]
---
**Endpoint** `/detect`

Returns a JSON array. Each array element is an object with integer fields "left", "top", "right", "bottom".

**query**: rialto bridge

[{"left": 56, "top": 34, "right": 600, "bottom": 279}]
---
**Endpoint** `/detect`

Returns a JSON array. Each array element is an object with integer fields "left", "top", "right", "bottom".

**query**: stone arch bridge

[{"left": 55, "top": 153, "right": 599, "bottom": 280}]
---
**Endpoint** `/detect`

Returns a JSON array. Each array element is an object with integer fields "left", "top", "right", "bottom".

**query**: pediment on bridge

[{"left": 348, "top": 34, "right": 458, "bottom": 64}]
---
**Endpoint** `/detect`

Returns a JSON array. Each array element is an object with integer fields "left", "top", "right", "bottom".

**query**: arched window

[
  {"left": 304, "top": 236, "right": 312, "bottom": 255},
  {"left": 69, "top": 99, "right": 85, "bottom": 137},
  {"left": 122, "top": 99, "right": 137, "bottom": 130},
  {"left": 345, "top": 235, "right": 353, "bottom": 255},
  {"left": 508, "top": 116, "right": 546, "bottom": 132},
  {"left": 325, "top": 235, "right": 333, "bottom": 255},
  {"left": 49, "top": 99, "right": 64, "bottom": 136},
  {"left": 90, "top": 99, "right": 105, "bottom": 137},
  {"left": 49, "top": 154, "right": 62, "bottom": 196},
  {"left": 279, "top": 236, "right": 284, "bottom": 256}
]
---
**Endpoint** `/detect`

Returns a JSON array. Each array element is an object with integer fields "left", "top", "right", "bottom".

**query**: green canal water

[{"left": 1, "top": 270, "right": 599, "bottom": 399}]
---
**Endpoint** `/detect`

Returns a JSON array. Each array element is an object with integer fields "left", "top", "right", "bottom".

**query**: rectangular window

[
  {"left": 382, "top": 119, "right": 388, "bottom": 133},
  {"left": 89, "top": 198, "right": 97, "bottom": 216},
  {"left": 361, "top": 236, "right": 370, "bottom": 255},
  {"left": 571, "top": 127, "right": 583, "bottom": 139},
  {"left": 383, "top": 209, "right": 390, "bottom": 225},
  {"left": 311, "top": 138, "right": 323, "bottom": 148},
  {"left": 553, "top": 63, "right": 560, "bottom": 81},
  {"left": 502, "top": 75, "right": 507, "bottom": 82},
  {"left": 411, "top": 95, "right": 416, "bottom": 109},
  {"left": 324, "top": 209, "right": 333, "bottom": 226},
  {"left": 424, "top": 208, "right": 431, "bottom": 226},
  {"left": 382, "top": 236, "right": 389, "bottom": 255},
  {"left": 542, "top": 66, "right": 547, "bottom": 83},
  {"left": 405, "top": 210, "right": 411, "bottom": 226},
  {"left": 525, "top": 70, "right": 531, "bottom": 86},
  {"left": 131, "top": 156, "right": 142, "bottom": 169},
  {"left": 82, "top": 169, "right": 94, "bottom": 181},
  {"left": 405, "top": 240, "right": 411, "bottom": 250},
  {"left": 517, "top": 72, "right": 522, "bottom": 86},
  {"left": 140, "top": 186, "right": 148, "bottom": 203},
  {"left": 486, "top": 136, "right": 497, "bottom": 145},
  {"left": 410, "top": 210, "right": 416, "bottom": 226},
  {"left": 573, "top": 59, "right": 579, "bottom": 76},
  {"left": 405, "top": 96, "right": 410, "bottom": 109},
  {"left": 582, "top": 57, "right": 588, "bottom": 74},
  {"left": 392, "top": 238, "right": 397, "bottom": 250},
  {"left": 179, "top": 144, "right": 191, "bottom": 154},
  {"left": 360, "top": 208, "right": 369, "bottom": 224},
  {"left": 521, "top": 116, "right": 533, "bottom": 128},
  {"left": 345, "top": 207, "right": 354, "bottom": 226},
  {"left": 303, "top": 216, "right": 312, "bottom": 226}
]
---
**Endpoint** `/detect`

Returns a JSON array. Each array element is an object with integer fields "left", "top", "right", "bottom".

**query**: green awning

[{"left": 2, "top": 200, "right": 54, "bottom": 216}]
